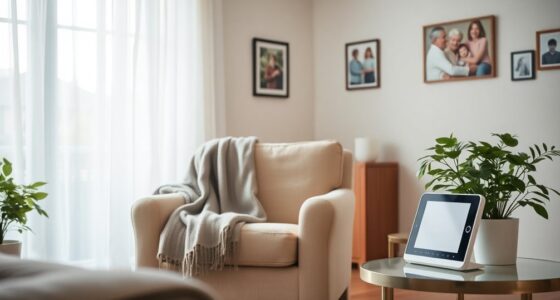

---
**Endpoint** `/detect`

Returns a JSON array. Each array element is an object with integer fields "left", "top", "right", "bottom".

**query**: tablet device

[{"left": 404, "top": 193, "right": 485, "bottom": 270}]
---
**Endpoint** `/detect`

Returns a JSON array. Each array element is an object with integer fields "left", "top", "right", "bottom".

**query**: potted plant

[
  {"left": 418, "top": 133, "right": 560, "bottom": 265},
  {"left": 0, "top": 158, "right": 48, "bottom": 256}
]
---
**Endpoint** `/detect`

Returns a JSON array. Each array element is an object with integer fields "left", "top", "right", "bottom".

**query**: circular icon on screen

[{"left": 465, "top": 226, "right": 472, "bottom": 233}]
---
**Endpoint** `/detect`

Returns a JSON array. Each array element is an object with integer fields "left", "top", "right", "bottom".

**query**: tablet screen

[
  {"left": 414, "top": 201, "right": 470, "bottom": 253},
  {"left": 405, "top": 193, "right": 482, "bottom": 262}
]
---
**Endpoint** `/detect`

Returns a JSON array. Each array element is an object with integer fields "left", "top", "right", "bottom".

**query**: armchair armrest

[
  {"left": 131, "top": 193, "right": 184, "bottom": 268},
  {"left": 298, "top": 188, "right": 355, "bottom": 300}
]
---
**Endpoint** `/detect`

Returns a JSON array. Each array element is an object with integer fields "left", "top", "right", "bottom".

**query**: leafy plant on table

[
  {"left": 0, "top": 158, "right": 48, "bottom": 244},
  {"left": 418, "top": 133, "right": 560, "bottom": 219}
]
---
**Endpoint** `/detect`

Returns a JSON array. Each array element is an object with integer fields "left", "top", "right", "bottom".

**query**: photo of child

[{"left": 457, "top": 44, "right": 471, "bottom": 67}]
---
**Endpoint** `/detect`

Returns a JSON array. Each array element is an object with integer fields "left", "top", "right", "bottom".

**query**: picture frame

[
  {"left": 511, "top": 50, "right": 535, "bottom": 81},
  {"left": 423, "top": 15, "right": 496, "bottom": 84},
  {"left": 345, "top": 39, "right": 380, "bottom": 90},
  {"left": 253, "top": 38, "right": 289, "bottom": 98},
  {"left": 536, "top": 28, "right": 560, "bottom": 71}
]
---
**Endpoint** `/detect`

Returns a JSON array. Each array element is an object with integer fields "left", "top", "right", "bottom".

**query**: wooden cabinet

[{"left": 352, "top": 162, "right": 398, "bottom": 265}]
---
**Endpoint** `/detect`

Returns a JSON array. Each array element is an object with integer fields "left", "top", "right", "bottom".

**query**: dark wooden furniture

[{"left": 352, "top": 162, "right": 398, "bottom": 265}]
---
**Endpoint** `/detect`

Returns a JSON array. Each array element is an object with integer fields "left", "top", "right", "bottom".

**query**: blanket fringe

[{"left": 158, "top": 226, "right": 239, "bottom": 277}]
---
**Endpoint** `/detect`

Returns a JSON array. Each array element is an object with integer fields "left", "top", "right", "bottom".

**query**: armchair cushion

[
  {"left": 235, "top": 223, "right": 298, "bottom": 267},
  {"left": 255, "top": 140, "right": 344, "bottom": 223}
]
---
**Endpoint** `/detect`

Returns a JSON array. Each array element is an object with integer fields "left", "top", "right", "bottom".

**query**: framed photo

[
  {"left": 511, "top": 50, "right": 535, "bottom": 81},
  {"left": 423, "top": 15, "right": 496, "bottom": 83},
  {"left": 536, "top": 28, "right": 560, "bottom": 70},
  {"left": 345, "top": 39, "right": 380, "bottom": 90},
  {"left": 253, "top": 38, "right": 289, "bottom": 98}
]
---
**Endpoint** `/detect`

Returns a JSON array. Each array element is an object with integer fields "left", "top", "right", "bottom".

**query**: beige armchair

[{"left": 132, "top": 140, "right": 355, "bottom": 300}]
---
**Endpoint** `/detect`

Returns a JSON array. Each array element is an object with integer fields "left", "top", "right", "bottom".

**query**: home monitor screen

[
  {"left": 414, "top": 201, "right": 470, "bottom": 253},
  {"left": 406, "top": 194, "right": 480, "bottom": 262}
]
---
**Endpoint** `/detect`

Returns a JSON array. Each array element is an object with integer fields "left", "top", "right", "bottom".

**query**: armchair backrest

[{"left": 254, "top": 140, "right": 352, "bottom": 224}]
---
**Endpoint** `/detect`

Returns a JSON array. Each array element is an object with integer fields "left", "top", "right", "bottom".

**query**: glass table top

[{"left": 360, "top": 257, "right": 560, "bottom": 294}]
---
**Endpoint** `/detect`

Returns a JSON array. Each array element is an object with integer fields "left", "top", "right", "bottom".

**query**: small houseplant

[
  {"left": 0, "top": 158, "right": 48, "bottom": 256},
  {"left": 418, "top": 133, "right": 560, "bottom": 265}
]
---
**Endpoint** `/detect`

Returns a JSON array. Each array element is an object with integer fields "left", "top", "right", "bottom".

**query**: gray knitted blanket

[{"left": 156, "top": 137, "right": 266, "bottom": 276}]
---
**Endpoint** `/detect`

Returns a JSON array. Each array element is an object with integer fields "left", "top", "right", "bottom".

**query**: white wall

[
  {"left": 222, "top": 0, "right": 315, "bottom": 142},
  {"left": 313, "top": 0, "right": 560, "bottom": 260}
]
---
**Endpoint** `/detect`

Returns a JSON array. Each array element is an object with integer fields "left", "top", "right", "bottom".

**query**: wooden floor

[{"left": 350, "top": 267, "right": 560, "bottom": 300}]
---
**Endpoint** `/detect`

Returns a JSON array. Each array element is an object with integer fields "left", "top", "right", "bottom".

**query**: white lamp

[{"left": 354, "top": 137, "right": 378, "bottom": 162}]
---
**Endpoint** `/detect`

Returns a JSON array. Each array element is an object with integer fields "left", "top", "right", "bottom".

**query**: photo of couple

[
  {"left": 424, "top": 16, "right": 495, "bottom": 83},
  {"left": 346, "top": 39, "right": 380, "bottom": 90}
]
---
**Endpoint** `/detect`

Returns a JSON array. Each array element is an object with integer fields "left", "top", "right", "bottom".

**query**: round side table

[{"left": 360, "top": 257, "right": 560, "bottom": 300}]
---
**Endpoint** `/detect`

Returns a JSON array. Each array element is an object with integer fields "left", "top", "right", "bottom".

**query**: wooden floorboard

[{"left": 350, "top": 267, "right": 560, "bottom": 300}]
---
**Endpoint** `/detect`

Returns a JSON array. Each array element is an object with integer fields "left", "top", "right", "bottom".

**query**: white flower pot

[
  {"left": 474, "top": 218, "right": 518, "bottom": 265},
  {"left": 0, "top": 240, "right": 22, "bottom": 257}
]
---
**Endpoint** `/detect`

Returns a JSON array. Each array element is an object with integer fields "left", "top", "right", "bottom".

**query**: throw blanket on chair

[{"left": 156, "top": 137, "right": 267, "bottom": 276}]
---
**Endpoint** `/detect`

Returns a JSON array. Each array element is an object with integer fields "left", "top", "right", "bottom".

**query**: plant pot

[
  {"left": 0, "top": 240, "right": 22, "bottom": 257},
  {"left": 474, "top": 218, "right": 518, "bottom": 265}
]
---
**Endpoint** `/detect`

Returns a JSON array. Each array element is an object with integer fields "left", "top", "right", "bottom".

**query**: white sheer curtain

[{"left": 0, "top": 0, "right": 215, "bottom": 268}]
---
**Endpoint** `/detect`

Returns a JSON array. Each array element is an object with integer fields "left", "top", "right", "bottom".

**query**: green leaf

[
  {"left": 527, "top": 175, "right": 536, "bottom": 185},
  {"left": 436, "top": 137, "right": 452, "bottom": 145},
  {"left": 533, "top": 157, "right": 545, "bottom": 164},
  {"left": 536, "top": 185, "right": 549, "bottom": 195},
  {"left": 494, "top": 133, "right": 518, "bottom": 147},
  {"left": 435, "top": 136, "right": 456, "bottom": 147},
  {"left": 528, "top": 198, "right": 545, "bottom": 204},
  {"left": 535, "top": 144, "right": 542, "bottom": 156},
  {"left": 506, "top": 154, "right": 525, "bottom": 165},
  {"left": 543, "top": 143, "right": 548, "bottom": 152},
  {"left": 2, "top": 160, "right": 12, "bottom": 176},
  {"left": 528, "top": 202, "right": 548, "bottom": 219},
  {"left": 549, "top": 188, "right": 560, "bottom": 197},
  {"left": 32, "top": 192, "right": 48, "bottom": 200},
  {"left": 511, "top": 177, "right": 526, "bottom": 192},
  {"left": 424, "top": 178, "right": 437, "bottom": 190},
  {"left": 29, "top": 181, "right": 47, "bottom": 189},
  {"left": 530, "top": 147, "right": 535, "bottom": 159},
  {"left": 517, "top": 200, "right": 529, "bottom": 207},
  {"left": 432, "top": 184, "right": 453, "bottom": 190},
  {"left": 427, "top": 168, "right": 444, "bottom": 176},
  {"left": 534, "top": 191, "right": 550, "bottom": 200},
  {"left": 446, "top": 150, "right": 461, "bottom": 159}
]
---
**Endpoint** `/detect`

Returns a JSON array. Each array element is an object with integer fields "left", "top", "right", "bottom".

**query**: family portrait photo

[
  {"left": 253, "top": 38, "right": 289, "bottom": 98},
  {"left": 536, "top": 28, "right": 560, "bottom": 71},
  {"left": 345, "top": 39, "right": 380, "bottom": 90},
  {"left": 511, "top": 50, "right": 535, "bottom": 81},
  {"left": 423, "top": 15, "right": 496, "bottom": 83}
]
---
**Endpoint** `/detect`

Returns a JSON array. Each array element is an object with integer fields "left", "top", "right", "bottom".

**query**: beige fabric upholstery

[
  {"left": 132, "top": 141, "right": 354, "bottom": 300},
  {"left": 199, "top": 266, "right": 298, "bottom": 300},
  {"left": 236, "top": 223, "right": 298, "bottom": 267},
  {"left": 132, "top": 193, "right": 185, "bottom": 268},
  {"left": 255, "top": 140, "right": 343, "bottom": 223}
]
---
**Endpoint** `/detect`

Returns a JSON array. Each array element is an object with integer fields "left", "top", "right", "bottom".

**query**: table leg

[
  {"left": 521, "top": 294, "right": 532, "bottom": 300},
  {"left": 388, "top": 241, "right": 394, "bottom": 258},
  {"left": 457, "top": 293, "right": 464, "bottom": 300},
  {"left": 381, "top": 287, "right": 393, "bottom": 300}
]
